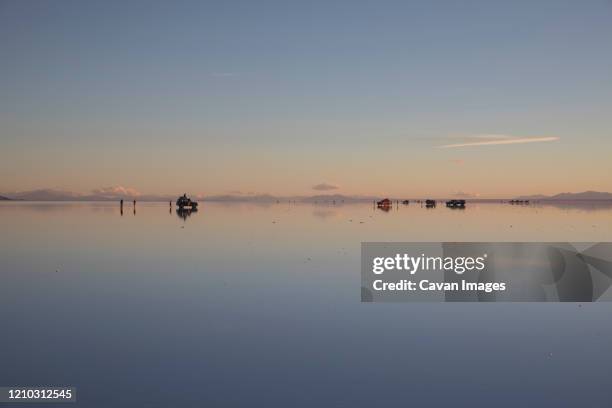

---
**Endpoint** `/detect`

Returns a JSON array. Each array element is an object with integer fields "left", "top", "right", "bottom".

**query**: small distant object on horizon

[
  {"left": 176, "top": 193, "right": 198, "bottom": 210},
  {"left": 376, "top": 198, "right": 393, "bottom": 212},
  {"left": 377, "top": 198, "right": 392, "bottom": 208},
  {"left": 509, "top": 199, "right": 530, "bottom": 205},
  {"left": 425, "top": 199, "right": 436, "bottom": 208},
  {"left": 402, "top": 200, "right": 410, "bottom": 205},
  {"left": 446, "top": 199, "right": 466, "bottom": 209}
]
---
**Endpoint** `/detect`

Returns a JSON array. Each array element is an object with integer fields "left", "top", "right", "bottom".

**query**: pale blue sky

[{"left": 1, "top": 0, "right": 611, "bottom": 197}]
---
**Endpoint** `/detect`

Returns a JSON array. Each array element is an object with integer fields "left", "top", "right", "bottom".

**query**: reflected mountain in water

[{"left": 535, "top": 201, "right": 612, "bottom": 212}]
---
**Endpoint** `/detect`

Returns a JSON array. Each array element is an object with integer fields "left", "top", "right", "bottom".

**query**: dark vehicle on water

[
  {"left": 446, "top": 199, "right": 466, "bottom": 209},
  {"left": 376, "top": 198, "right": 392, "bottom": 212},
  {"left": 377, "top": 198, "right": 392, "bottom": 207},
  {"left": 176, "top": 194, "right": 198, "bottom": 210}
]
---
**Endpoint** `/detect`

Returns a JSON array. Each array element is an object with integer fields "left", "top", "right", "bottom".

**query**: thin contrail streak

[{"left": 438, "top": 136, "right": 559, "bottom": 149}]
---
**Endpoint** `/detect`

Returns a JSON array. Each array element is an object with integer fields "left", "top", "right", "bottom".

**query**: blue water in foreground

[{"left": 1, "top": 201, "right": 612, "bottom": 407}]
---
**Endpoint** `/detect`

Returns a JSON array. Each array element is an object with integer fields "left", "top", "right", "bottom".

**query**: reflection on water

[
  {"left": 1, "top": 201, "right": 612, "bottom": 407},
  {"left": 176, "top": 207, "right": 198, "bottom": 220},
  {"left": 312, "top": 208, "right": 338, "bottom": 219},
  {"left": 534, "top": 200, "right": 612, "bottom": 211}
]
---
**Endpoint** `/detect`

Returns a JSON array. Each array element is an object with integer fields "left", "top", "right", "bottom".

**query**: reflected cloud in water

[{"left": 312, "top": 209, "right": 339, "bottom": 219}]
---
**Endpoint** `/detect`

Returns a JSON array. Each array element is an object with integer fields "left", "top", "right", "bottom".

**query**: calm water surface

[{"left": 1, "top": 201, "right": 612, "bottom": 407}]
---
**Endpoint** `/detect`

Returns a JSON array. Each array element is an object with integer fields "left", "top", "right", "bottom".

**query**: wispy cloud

[
  {"left": 438, "top": 135, "right": 559, "bottom": 149},
  {"left": 312, "top": 182, "right": 339, "bottom": 191},
  {"left": 459, "top": 134, "right": 514, "bottom": 140}
]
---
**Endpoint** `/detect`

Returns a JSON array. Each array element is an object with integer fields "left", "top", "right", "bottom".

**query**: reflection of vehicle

[
  {"left": 176, "top": 194, "right": 198, "bottom": 209},
  {"left": 176, "top": 207, "right": 196, "bottom": 220},
  {"left": 446, "top": 199, "right": 466, "bottom": 209}
]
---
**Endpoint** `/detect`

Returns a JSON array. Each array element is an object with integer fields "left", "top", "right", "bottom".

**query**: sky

[{"left": 1, "top": 0, "right": 611, "bottom": 198}]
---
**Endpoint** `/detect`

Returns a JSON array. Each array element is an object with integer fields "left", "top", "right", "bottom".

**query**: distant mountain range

[
  {"left": 2, "top": 189, "right": 611, "bottom": 202},
  {"left": 0, "top": 189, "right": 172, "bottom": 202},
  {"left": 0, "top": 189, "right": 376, "bottom": 202},
  {"left": 205, "top": 193, "right": 376, "bottom": 202},
  {"left": 516, "top": 191, "right": 612, "bottom": 201}
]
